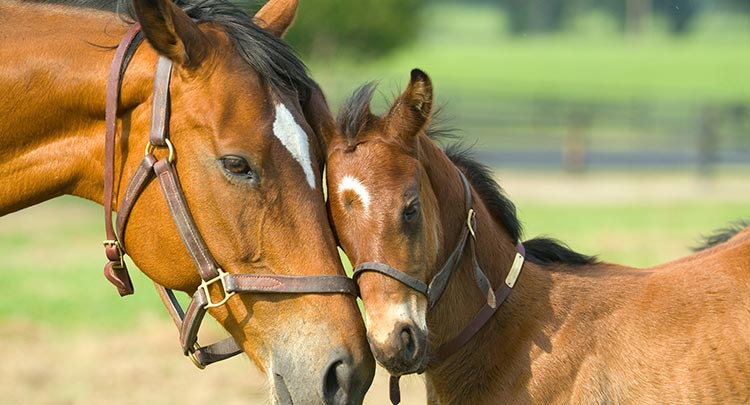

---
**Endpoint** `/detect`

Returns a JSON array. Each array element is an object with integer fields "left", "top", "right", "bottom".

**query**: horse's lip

[{"left": 273, "top": 372, "right": 294, "bottom": 405}]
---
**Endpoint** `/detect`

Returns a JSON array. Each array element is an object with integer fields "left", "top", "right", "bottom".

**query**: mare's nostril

[{"left": 322, "top": 358, "right": 351, "bottom": 405}]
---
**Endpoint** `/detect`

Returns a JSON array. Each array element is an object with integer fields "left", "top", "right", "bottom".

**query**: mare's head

[
  {"left": 326, "top": 70, "right": 439, "bottom": 375},
  {"left": 118, "top": 0, "right": 373, "bottom": 401}
]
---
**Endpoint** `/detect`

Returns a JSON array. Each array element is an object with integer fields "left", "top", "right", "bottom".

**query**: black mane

[
  {"left": 337, "top": 84, "right": 597, "bottom": 267},
  {"left": 41, "top": 0, "right": 314, "bottom": 97},
  {"left": 444, "top": 144, "right": 597, "bottom": 266},
  {"left": 693, "top": 219, "right": 749, "bottom": 252}
]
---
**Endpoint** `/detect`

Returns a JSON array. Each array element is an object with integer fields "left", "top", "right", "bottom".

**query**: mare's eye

[
  {"left": 403, "top": 202, "right": 420, "bottom": 222},
  {"left": 220, "top": 155, "right": 258, "bottom": 182}
]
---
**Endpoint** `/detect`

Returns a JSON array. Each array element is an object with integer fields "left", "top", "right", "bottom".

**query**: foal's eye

[
  {"left": 403, "top": 202, "right": 420, "bottom": 222},
  {"left": 220, "top": 155, "right": 258, "bottom": 182}
]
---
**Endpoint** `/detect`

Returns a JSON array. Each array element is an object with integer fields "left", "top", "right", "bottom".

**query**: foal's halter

[
  {"left": 352, "top": 166, "right": 526, "bottom": 404},
  {"left": 102, "top": 24, "right": 358, "bottom": 368}
]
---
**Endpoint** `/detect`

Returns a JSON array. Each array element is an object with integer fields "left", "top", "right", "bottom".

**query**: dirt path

[{"left": 0, "top": 319, "right": 426, "bottom": 404}]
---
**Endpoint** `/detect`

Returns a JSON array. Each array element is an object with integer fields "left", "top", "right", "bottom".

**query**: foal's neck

[
  {"left": 420, "top": 136, "right": 554, "bottom": 402},
  {"left": 420, "top": 136, "right": 518, "bottom": 346},
  {"left": 0, "top": 2, "right": 156, "bottom": 215}
]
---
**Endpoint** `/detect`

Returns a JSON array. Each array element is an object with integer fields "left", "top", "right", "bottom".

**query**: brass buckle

[
  {"left": 187, "top": 342, "right": 206, "bottom": 370},
  {"left": 198, "top": 268, "right": 236, "bottom": 309},
  {"left": 102, "top": 239, "right": 125, "bottom": 268},
  {"left": 145, "top": 138, "right": 175, "bottom": 164}
]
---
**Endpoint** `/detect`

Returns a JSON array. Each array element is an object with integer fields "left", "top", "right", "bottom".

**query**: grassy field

[
  {"left": 305, "top": 3, "right": 750, "bottom": 162},
  {"left": 309, "top": 4, "right": 750, "bottom": 106},
  {"left": 0, "top": 169, "right": 747, "bottom": 403}
]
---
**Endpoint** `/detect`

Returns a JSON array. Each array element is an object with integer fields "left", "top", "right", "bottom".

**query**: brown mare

[
  {"left": 0, "top": 0, "right": 375, "bottom": 402},
  {"left": 325, "top": 69, "right": 750, "bottom": 403}
]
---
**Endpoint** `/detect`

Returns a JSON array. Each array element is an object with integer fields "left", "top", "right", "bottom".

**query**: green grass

[
  {"left": 308, "top": 4, "right": 750, "bottom": 106},
  {"left": 0, "top": 197, "right": 168, "bottom": 329},
  {"left": 519, "top": 201, "right": 749, "bottom": 268}
]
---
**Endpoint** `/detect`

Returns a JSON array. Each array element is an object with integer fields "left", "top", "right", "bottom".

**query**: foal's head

[
  {"left": 326, "top": 70, "right": 439, "bottom": 375},
  {"left": 115, "top": 0, "right": 373, "bottom": 401}
]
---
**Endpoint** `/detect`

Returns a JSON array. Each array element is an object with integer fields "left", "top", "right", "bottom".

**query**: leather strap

[
  {"left": 430, "top": 241, "right": 526, "bottom": 364},
  {"left": 103, "top": 22, "right": 142, "bottom": 296},
  {"left": 149, "top": 56, "right": 172, "bottom": 147},
  {"left": 353, "top": 262, "right": 428, "bottom": 296},
  {"left": 116, "top": 154, "right": 157, "bottom": 243},
  {"left": 226, "top": 274, "right": 358, "bottom": 295},
  {"left": 153, "top": 156, "right": 222, "bottom": 281}
]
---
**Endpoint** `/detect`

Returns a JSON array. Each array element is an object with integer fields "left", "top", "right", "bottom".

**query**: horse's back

[{"left": 599, "top": 233, "right": 750, "bottom": 402}]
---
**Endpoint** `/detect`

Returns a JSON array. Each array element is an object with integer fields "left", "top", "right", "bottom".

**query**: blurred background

[{"left": 1, "top": 0, "right": 747, "bottom": 403}]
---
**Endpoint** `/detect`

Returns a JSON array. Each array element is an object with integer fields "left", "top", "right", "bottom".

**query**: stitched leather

[
  {"left": 353, "top": 262, "right": 428, "bottom": 296},
  {"left": 102, "top": 22, "right": 142, "bottom": 296}
]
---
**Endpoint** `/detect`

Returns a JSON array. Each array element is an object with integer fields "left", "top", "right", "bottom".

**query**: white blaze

[
  {"left": 338, "top": 175, "right": 371, "bottom": 214},
  {"left": 272, "top": 103, "right": 316, "bottom": 189}
]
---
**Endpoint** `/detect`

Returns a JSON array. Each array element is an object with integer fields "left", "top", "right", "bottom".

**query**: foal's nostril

[
  {"left": 322, "top": 358, "right": 351, "bottom": 405},
  {"left": 400, "top": 324, "right": 418, "bottom": 362}
]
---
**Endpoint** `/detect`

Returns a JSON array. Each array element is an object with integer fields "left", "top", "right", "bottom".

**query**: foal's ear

[
  {"left": 386, "top": 69, "right": 433, "bottom": 144},
  {"left": 253, "top": 0, "right": 298, "bottom": 38},
  {"left": 133, "top": 0, "right": 211, "bottom": 68}
]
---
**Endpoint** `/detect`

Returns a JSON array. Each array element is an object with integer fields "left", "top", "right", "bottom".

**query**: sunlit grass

[{"left": 309, "top": 3, "right": 750, "bottom": 106}]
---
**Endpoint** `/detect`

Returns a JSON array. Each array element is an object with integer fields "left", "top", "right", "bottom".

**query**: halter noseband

[
  {"left": 351, "top": 166, "right": 526, "bottom": 404},
  {"left": 102, "top": 24, "right": 357, "bottom": 368}
]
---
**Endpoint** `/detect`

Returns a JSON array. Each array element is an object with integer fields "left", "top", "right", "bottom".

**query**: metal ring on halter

[
  {"left": 187, "top": 342, "right": 206, "bottom": 369},
  {"left": 198, "top": 268, "right": 236, "bottom": 309},
  {"left": 145, "top": 138, "right": 175, "bottom": 164}
]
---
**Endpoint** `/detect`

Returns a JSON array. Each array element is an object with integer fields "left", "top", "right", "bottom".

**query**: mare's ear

[
  {"left": 253, "top": 0, "right": 298, "bottom": 37},
  {"left": 133, "top": 0, "right": 211, "bottom": 68},
  {"left": 385, "top": 69, "right": 433, "bottom": 144}
]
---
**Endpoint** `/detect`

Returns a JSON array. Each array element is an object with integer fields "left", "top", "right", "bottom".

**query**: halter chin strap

[
  {"left": 352, "top": 166, "right": 526, "bottom": 404},
  {"left": 102, "top": 25, "right": 358, "bottom": 368}
]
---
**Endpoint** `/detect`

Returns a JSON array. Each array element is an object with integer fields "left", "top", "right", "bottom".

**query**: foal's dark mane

[
  {"left": 39, "top": 0, "right": 314, "bottom": 98},
  {"left": 338, "top": 84, "right": 597, "bottom": 267},
  {"left": 693, "top": 219, "right": 749, "bottom": 252}
]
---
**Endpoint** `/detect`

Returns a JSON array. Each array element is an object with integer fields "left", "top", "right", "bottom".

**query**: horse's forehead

[
  {"left": 336, "top": 142, "right": 414, "bottom": 185},
  {"left": 272, "top": 102, "right": 316, "bottom": 189}
]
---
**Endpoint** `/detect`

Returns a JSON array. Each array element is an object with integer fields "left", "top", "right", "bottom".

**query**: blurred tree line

[
  {"left": 496, "top": 0, "right": 750, "bottom": 35},
  {"left": 240, "top": 0, "right": 750, "bottom": 58},
  {"left": 241, "top": 0, "right": 423, "bottom": 58}
]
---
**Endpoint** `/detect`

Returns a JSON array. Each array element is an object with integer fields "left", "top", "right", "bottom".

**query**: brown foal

[{"left": 325, "top": 69, "right": 750, "bottom": 403}]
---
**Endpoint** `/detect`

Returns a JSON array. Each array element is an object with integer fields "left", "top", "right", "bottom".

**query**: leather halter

[
  {"left": 351, "top": 166, "right": 526, "bottom": 404},
  {"left": 102, "top": 24, "right": 358, "bottom": 368}
]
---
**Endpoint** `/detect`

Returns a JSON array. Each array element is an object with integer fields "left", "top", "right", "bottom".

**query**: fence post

[
  {"left": 697, "top": 105, "right": 718, "bottom": 177},
  {"left": 563, "top": 108, "right": 591, "bottom": 173}
]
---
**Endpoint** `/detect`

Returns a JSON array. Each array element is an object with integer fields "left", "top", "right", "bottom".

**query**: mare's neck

[{"left": 0, "top": 2, "right": 155, "bottom": 215}]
